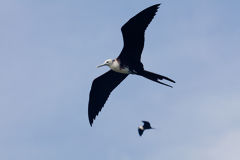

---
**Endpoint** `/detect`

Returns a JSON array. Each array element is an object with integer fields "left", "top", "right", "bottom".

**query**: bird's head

[{"left": 97, "top": 59, "right": 113, "bottom": 68}]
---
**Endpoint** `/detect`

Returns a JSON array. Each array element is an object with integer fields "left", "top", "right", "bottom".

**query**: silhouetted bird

[
  {"left": 88, "top": 4, "right": 175, "bottom": 126},
  {"left": 138, "top": 121, "right": 154, "bottom": 136}
]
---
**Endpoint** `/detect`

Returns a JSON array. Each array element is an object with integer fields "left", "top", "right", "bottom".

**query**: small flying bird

[
  {"left": 88, "top": 4, "right": 175, "bottom": 126},
  {"left": 138, "top": 121, "right": 154, "bottom": 136}
]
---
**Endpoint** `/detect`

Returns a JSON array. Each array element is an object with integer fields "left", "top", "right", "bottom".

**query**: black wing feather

[
  {"left": 138, "top": 128, "right": 144, "bottom": 136},
  {"left": 88, "top": 70, "right": 128, "bottom": 126},
  {"left": 142, "top": 121, "right": 151, "bottom": 129},
  {"left": 118, "top": 4, "right": 161, "bottom": 65}
]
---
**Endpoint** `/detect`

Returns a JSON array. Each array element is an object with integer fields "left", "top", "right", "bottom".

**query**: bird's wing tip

[
  {"left": 156, "top": 3, "right": 161, "bottom": 7},
  {"left": 89, "top": 118, "right": 94, "bottom": 127},
  {"left": 89, "top": 121, "right": 93, "bottom": 127}
]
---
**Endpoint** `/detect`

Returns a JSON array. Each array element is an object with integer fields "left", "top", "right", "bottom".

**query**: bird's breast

[
  {"left": 110, "top": 60, "right": 130, "bottom": 74},
  {"left": 139, "top": 126, "right": 144, "bottom": 130}
]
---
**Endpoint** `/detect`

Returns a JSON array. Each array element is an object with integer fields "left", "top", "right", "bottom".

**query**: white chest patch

[
  {"left": 139, "top": 126, "right": 144, "bottom": 130},
  {"left": 110, "top": 60, "right": 130, "bottom": 74}
]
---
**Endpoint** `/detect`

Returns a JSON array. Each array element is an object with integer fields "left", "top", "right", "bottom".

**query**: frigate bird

[
  {"left": 138, "top": 121, "right": 154, "bottom": 136},
  {"left": 88, "top": 4, "right": 175, "bottom": 126}
]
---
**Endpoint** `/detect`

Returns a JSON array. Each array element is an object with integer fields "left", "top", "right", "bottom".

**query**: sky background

[{"left": 1, "top": 0, "right": 240, "bottom": 160}]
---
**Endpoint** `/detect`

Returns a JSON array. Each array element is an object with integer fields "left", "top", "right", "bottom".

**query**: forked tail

[{"left": 138, "top": 70, "right": 175, "bottom": 87}]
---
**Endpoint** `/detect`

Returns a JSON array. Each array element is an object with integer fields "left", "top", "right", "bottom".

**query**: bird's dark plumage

[
  {"left": 138, "top": 128, "right": 144, "bottom": 136},
  {"left": 138, "top": 121, "right": 154, "bottom": 136},
  {"left": 117, "top": 3, "right": 175, "bottom": 87},
  {"left": 88, "top": 70, "right": 128, "bottom": 126},
  {"left": 118, "top": 4, "right": 160, "bottom": 68},
  {"left": 138, "top": 70, "right": 175, "bottom": 87},
  {"left": 142, "top": 121, "right": 152, "bottom": 129},
  {"left": 88, "top": 4, "right": 175, "bottom": 126}
]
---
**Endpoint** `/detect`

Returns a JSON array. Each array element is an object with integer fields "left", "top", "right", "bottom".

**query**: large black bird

[
  {"left": 88, "top": 4, "right": 175, "bottom": 126},
  {"left": 138, "top": 121, "right": 154, "bottom": 136}
]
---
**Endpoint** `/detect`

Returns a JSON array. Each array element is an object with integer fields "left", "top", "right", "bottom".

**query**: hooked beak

[{"left": 96, "top": 63, "right": 106, "bottom": 68}]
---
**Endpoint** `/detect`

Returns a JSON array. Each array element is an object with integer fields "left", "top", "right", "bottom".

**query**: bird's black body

[
  {"left": 138, "top": 121, "right": 154, "bottom": 136},
  {"left": 88, "top": 4, "right": 175, "bottom": 126},
  {"left": 142, "top": 121, "right": 152, "bottom": 129}
]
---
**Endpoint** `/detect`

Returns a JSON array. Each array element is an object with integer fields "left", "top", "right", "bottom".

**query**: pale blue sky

[{"left": 0, "top": 0, "right": 240, "bottom": 160}]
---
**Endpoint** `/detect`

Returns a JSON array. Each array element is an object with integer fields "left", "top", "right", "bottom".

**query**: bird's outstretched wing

[
  {"left": 118, "top": 4, "right": 161, "bottom": 65},
  {"left": 88, "top": 70, "right": 128, "bottom": 126},
  {"left": 138, "top": 128, "right": 144, "bottom": 136},
  {"left": 142, "top": 121, "right": 151, "bottom": 128}
]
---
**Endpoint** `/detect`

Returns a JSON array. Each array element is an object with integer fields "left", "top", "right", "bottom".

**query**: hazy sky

[{"left": 1, "top": 0, "right": 240, "bottom": 160}]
